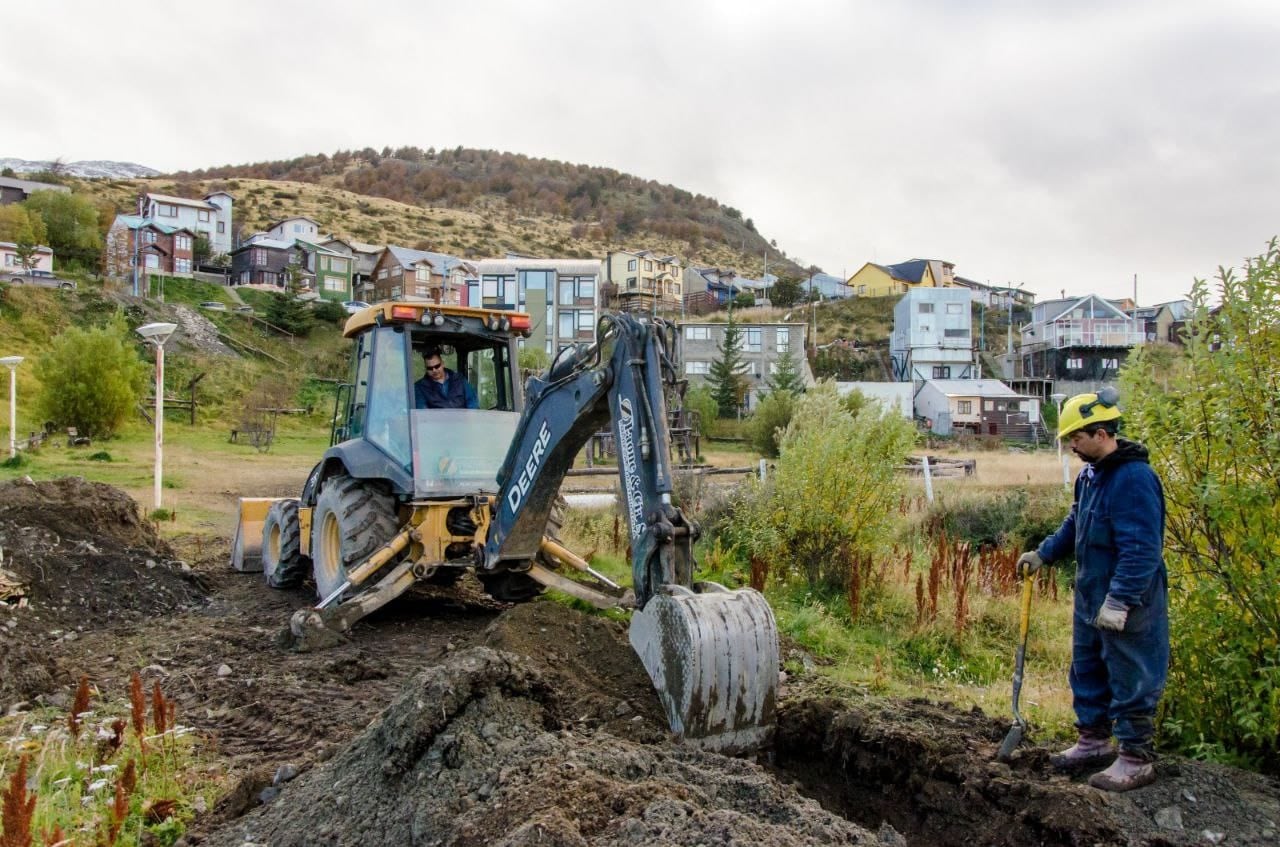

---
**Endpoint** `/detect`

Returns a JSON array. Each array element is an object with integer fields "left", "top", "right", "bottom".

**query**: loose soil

[{"left": 2, "top": 479, "right": 1277, "bottom": 846}]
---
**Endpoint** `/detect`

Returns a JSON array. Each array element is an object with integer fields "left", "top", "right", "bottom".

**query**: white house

[
  {"left": 137, "top": 191, "right": 234, "bottom": 255},
  {"left": 890, "top": 287, "right": 978, "bottom": 382},
  {"left": 266, "top": 216, "right": 321, "bottom": 245},
  {"left": 0, "top": 242, "right": 54, "bottom": 274},
  {"left": 914, "top": 378, "right": 1040, "bottom": 439}
]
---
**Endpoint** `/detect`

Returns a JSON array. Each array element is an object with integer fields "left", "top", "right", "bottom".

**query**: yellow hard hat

[{"left": 1058, "top": 387, "right": 1122, "bottom": 439}]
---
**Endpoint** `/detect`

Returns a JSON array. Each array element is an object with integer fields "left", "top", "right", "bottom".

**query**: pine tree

[
  {"left": 708, "top": 316, "right": 748, "bottom": 417},
  {"left": 766, "top": 347, "right": 805, "bottom": 395}
]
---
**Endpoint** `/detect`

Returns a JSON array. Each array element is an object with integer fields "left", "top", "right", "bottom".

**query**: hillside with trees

[{"left": 168, "top": 147, "right": 808, "bottom": 278}]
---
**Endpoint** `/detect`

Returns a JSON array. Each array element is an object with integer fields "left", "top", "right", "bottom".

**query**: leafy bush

[
  {"left": 1121, "top": 240, "right": 1280, "bottom": 767},
  {"left": 743, "top": 390, "right": 795, "bottom": 458},
  {"left": 924, "top": 488, "right": 1071, "bottom": 554},
  {"left": 727, "top": 382, "right": 916, "bottom": 593},
  {"left": 681, "top": 387, "right": 717, "bottom": 440},
  {"left": 34, "top": 316, "right": 147, "bottom": 438},
  {"left": 312, "top": 299, "right": 347, "bottom": 324}
]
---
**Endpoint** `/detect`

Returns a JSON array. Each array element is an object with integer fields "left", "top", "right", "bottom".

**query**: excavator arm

[{"left": 484, "top": 313, "right": 778, "bottom": 753}]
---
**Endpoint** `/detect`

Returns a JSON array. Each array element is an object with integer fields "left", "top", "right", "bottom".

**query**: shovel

[{"left": 996, "top": 573, "right": 1035, "bottom": 762}]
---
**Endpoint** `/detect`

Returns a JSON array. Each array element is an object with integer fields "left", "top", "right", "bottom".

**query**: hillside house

[
  {"left": 846, "top": 258, "right": 959, "bottom": 298},
  {"left": 915, "top": 379, "right": 1041, "bottom": 440},
  {"left": 1131, "top": 299, "right": 1192, "bottom": 345},
  {"left": 804, "top": 273, "right": 852, "bottom": 300},
  {"left": 682, "top": 267, "right": 742, "bottom": 313},
  {"left": 603, "top": 250, "right": 682, "bottom": 314},
  {"left": 265, "top": 216, "right": 321, "bottom": 245},
  {"left": 371, "top": 246, "right": 475, "bottom": 306},
  {"left": 1, "top": 242, "right": 54, "bottom": 274},
  {"left": 137, "top": 191, "right": 234, "bottom": 255},
  {"left": 0, "top": 175, "right": 70, "bottom": 205},
  {"left": 472, "top": 258, "right": 602, "bottom": 355},
  {"left": 890, "top": 287, "right": 978, "bottom": 382},
  {"left": 1016, "top": 294, "right": 1144, "bottom": 397},
  {"left": 677, "top": 321, "right": 812, "bottom": 412},
  {"left": 229, "top": 238, "right": 293, "bottom": 290},
  {"left": 321, "top": 237, "right": 381, "bottom": 298},
  {"left": 230, "top": 236, "right": 353, "bottom": 300},
  {"left": 105, "top": 215, "right": 197, "bottom": 280}
]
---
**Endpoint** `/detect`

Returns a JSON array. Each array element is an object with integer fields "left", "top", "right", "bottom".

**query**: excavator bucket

[
  {"left": 629, "top": 582, "right": 778, "bottom": 754},
  {"left": 229, "top": 497, "right": 278, "bottom": 573}
]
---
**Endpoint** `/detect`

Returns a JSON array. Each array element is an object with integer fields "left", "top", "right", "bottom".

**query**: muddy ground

[{"left": 2, "top": 478, "right": 1278, "bottom": 846}]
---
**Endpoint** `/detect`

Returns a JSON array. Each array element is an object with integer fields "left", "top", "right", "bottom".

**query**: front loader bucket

[
  {"left": 629, "top": 582, "right": 778, "bottom": 754},
  {"left": 229, "top": 497, "right": 278, "bottom": 573}
]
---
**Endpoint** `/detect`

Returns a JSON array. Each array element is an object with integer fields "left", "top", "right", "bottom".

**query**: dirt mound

[
  {"left": 204, "top": 647, "right": 884, "bottom": 847},
  {"left": 774, "top": 696, "right": 1280, "bottom": 847},
  {"left": 0, "top": 478, "right": 207, "bottom": 704}
]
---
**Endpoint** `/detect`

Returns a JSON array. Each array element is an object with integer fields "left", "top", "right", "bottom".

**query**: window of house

[
  {"left": 919, "top": 324, "right": 930, "bottom": 332},
  {"left": 144, "top": 230, "right": 157, "bottom": 243},
  {"left": 239, "top": 271, "right": 250, "bottom": 285},
  {"left": 176, "top": 258, "right": 191, "bottom": 273},
  {"left": 858, "top": 285, "right": 867, "bottom": 295},
  {"left": 175, "top": 235, "right": 191, "bottom": 251},
  {"left": 944, "top": 328, "right": 969, "bottom": 338},
  {"left": 251, "top": 248, "right": 267, "bottom": 266},
  {"left": 627, "top": 258, "right": 637, "bottom": 271},
  {"left": 378, "top": 267, "right": 389, "bottom": 279},
  {"left": 293, "top": 223, "right": 303, "bottom": 232},
  {"left": 158, "top": 204, "right": 177, "bottom": 217},
  {"left": 1066, "top": 357, "right": 1083, "bottom": 369},
  {"left": 745, "top": 328, "right": 762, "bottom": 352},
  {"left": 559, "top": 311, "right": 576, "bottom": 339},
  {"left": 325, "top": 276, "right": 345, "bottom": 291},
  {"left": 198, "top": 210, "right": 211, "bottom": 222},
  {"left": 1102, "top": 357, "right": 1118, "bottom": 369},
  {"left": 919, "top": 303, "right": 934, "bottom": 314},
  {"left": 685, "top": 361, "right": 710, "bottom": 375},
  {"left": 414, "top": 284, "right": 428, "bottom": 296},
  {"left": 984, "top": 400, "right": 994, "bottom": 411},
  {"left": 946, "top": 302, "right": 963, "bottom": 314},
  {"left": 577, "top": 310, "right": 595, "bottom": 331},
  {"left": 932, "top": 366, "right": 951, "bottom": 379},
  {"left": 645, "top": 260, "right": 653, "bottom": 271},
  {"left": 416, "top": 267, "right": 430, "bottom": 282},
  {"left": 144, "top": 254, "right": 160, "bottom": 269},
  {"left": 391, "top": 285, "right": 402, "bottom": 298},
  {"left": 776, "top": 328, "right": 789, "bottom": 352},
  {"left": 217, "top": 222, "right": 225, "bottom": 233},
  {"left": 957, "top": 400, "right": 973, "bottom": 414},
  {"left": 685, "top": 326, "right": 710, "bottom": 341},
  {"left": 627, "top": 276, "right": 637, "bottom": 289}
]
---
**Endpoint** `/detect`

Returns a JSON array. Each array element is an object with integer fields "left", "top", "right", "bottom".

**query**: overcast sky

[{"left": 4, "top": 0, "right": 1277, "bottom": 304}]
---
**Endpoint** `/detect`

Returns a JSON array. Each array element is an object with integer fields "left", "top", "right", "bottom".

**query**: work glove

[
  {"left": 1016, "top": 551, "right": 1043, "bottom": 578},
  {"left": 1093, "top": 595, "right": 1129, "bottom": 631}
]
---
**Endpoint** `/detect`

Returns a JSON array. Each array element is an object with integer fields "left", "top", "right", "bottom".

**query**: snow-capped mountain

[{"left": 0, "top": 158, "right": 161, "bottom": 179}]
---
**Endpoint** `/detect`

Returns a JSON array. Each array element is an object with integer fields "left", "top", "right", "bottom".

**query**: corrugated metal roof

[
  {"left": 0, "top": 175, "right": 70, "bottom": 194},
  {"left": 927, "top": 379, "right": 1024, "bottom": 397}
]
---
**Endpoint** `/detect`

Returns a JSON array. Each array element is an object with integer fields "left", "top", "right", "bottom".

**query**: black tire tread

[{"left": 263, "top": 499, "right": 308, "bottom": 589}]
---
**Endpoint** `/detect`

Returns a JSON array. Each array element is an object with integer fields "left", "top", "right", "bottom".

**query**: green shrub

[
  {"left": 728, "top": 382, "right": 916, "bottom": 592},
  {"left": 743, "top": 390, "right": 795, "bottom": 458},
  {"left": 312, "top": 299, "right": 347, "bottom": 324},
  {"left": 681, "top": 387, "right": 717, "bottom": 440},
  {"left": 924, "top": 488, "right": 1070, "bottom": 554},
  {"left": 34, "top": 315, "right": 147, "bottom": 438},
  {"left": 1121, "top": 240, "right": 1280, "bottom": 767}
]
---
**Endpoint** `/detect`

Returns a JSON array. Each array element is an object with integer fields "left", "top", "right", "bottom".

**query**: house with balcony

[
  {"left": 227, "top": 236, "right": 352, "bottom": 300},
  {"left": 105, "top": 215, "right": 198, "bottom": 280},
  {"left": 472, "top": 258, "right": 602, "bottom": 355},
  {"left": 846, "top": 258, "right": 959, "bottom": 298},
  {"left": 682, "top": 267, "right": 742, "bottom": 314},
  {"left": 1130, "top": 299, "right": 1192, "bottom": 345},
  {"left": 677, "top": 321, "right": 813, "bottom": 412},
  {"left": 890, "top": 287, "right": 978, "bottom": 383},
  {"left": 1016, "top": 294, "right": 1144, "bottom": 397},
  {"left": 603, "top": 249, "right": 682, "bottom": 314},
  {"left": 229, "top": 237, "right": 293, "bottom": 290},
  {"left": 137, "top": 191, "right": 234, "bottom": 255}
]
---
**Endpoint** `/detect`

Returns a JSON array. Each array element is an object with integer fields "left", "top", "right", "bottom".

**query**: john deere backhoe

[{"left": 231, "top": 301, "right": 777, "bottom": 752}]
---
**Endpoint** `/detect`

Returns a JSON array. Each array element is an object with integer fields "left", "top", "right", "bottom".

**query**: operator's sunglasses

[{"left": 426, "top": 363, "right": 444, "bottom": 372}]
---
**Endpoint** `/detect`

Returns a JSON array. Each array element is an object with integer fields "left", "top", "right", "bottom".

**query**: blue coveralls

[
  {"left": 414, "top": 369, "right": 478, "bottom": 410},
  {"left": 1037, "top": 439, "right": 1169, "bottom": 757}
]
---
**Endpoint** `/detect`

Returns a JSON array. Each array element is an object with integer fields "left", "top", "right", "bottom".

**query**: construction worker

[{"left": 1017, "top": 387, "right": 1168, "bottom": 792}]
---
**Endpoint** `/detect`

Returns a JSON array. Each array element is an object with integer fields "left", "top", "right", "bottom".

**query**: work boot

[
  {"left": 1049, "top": 732, "right": 1116, "bottom": 771},
  {"left": 1087, "top": 752, "right": 1156, "bottom": 792}
]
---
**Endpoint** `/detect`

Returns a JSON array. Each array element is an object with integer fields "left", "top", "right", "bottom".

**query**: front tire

[
  {"left": 262, "top": 499, "right": 308, "bottom": 588},
  {"left": 310, "top": 475, "right": 398, "bottom": 601}
]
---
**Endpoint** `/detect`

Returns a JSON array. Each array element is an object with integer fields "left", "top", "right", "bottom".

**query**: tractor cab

[{"left": 330, "top": 302, "right": 531, "bottom": 498}]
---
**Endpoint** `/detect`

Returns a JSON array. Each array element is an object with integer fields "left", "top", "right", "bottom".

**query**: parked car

[
  {"left": 234, "top": 304, "right": 254, "bottom": 313},
  {"left": 342, "top": 300, "right": 371, "bottom": 314},
  {"left": 6, "top": 270, "right": 75, "bottom": 291},
  {"left": 199, "top": 301, "right": 228, "bottom": 311}
]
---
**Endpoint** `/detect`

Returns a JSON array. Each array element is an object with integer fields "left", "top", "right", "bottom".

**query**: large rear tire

[
  {"left": 310, "top": 475, "right": 398, "bottom": 601},
  {"left": 262, "top": 499, "right": 308, "bottom": 588}
]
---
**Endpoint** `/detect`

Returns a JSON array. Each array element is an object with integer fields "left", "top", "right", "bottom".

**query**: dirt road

[{"left": 2, "top": 478, "right": 1278, "bottom": 846}]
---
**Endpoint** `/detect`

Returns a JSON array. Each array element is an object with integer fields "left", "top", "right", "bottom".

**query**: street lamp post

[
  {"left": 135, "top": 323, "right": 177, "bottom": 510},
  {"left": 1, "top": 356, "right": 23, "bottom": 459}
]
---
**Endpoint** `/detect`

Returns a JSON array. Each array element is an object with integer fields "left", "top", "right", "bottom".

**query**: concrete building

[
  {"left": 890, "top": 287, "right": 978, "bottom": 382},
  {"left": 472, "top": 257, "right": 603, "bottom": 356},
  {"left": 678, "top": 321, "right": 812, "bottom": 412}
]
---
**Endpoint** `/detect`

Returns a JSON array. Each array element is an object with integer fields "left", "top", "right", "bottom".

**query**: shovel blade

[
  {"left": 629, "top": 582, "right": 778, "bottom": 755},
  {"left": 997, "top": 723, "right": 1024, "bottom": 762}
]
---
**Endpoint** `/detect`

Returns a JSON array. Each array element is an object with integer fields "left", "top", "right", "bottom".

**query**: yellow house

[
  {"left": 604, "top": 249, "right": 683, "bottom": 314},
  {"left": 847, "top": 258, "right": 958, "bottom": 298}
]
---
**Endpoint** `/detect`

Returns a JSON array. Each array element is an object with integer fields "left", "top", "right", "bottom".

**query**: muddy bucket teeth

[{"left": 629, "top": 582, "right": 778, "bottom": 755}]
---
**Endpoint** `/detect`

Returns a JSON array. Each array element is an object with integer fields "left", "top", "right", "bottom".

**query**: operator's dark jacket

[
  {"left": 414, "top": 369, "right": 478, "bottom": 410},
  {"left": 1036, "top": 438, "right": 1169, "bottom": 752}
]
